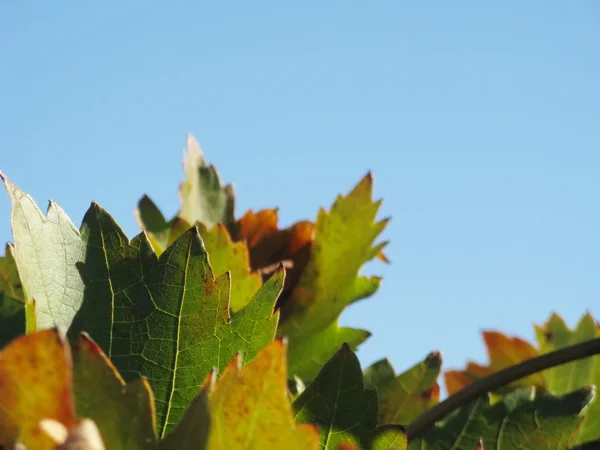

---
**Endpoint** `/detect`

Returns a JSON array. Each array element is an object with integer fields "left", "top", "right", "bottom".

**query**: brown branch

[{"left": 406, "top": 337, "right": 600, "bottom": 441}]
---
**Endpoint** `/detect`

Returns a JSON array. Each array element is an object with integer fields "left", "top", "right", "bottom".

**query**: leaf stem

[{"left": 406, "top": 337, "right": 600, "bottom": 441}]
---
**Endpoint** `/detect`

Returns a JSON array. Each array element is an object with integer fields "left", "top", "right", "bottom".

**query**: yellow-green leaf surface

[
  {"left": 0, "top": 328, "right": 76, "bottom": 450},
  {"left": 535, "top": 313, "right": 600, "bottom": 443},
  {"left": 2, "top": 173, "right": 86, "bottom": 330},
  {"left": 287, "top": 321, "right": 370, "bottom": 381},
  {"left": 72, "top": 333, "right": 157, "bottom": 450},
  {"left": 280, "top": 173, "right": 388, "bottom": 340},
  {"left": 293, "top": 344, "right": 406, "bottom": 450},
  {"left": 69, "top": 202, "right": 282, "bottom": 437},
  {"left": 162, "top": 339, "right": 320, "bottom": 450},
  {"left": 409, "top": 387, "right": 593, "bottom": 450},
  {"left": 364, "top": 352, "right": 441, "bottom": 425},
  {"left": 0, "top": 243, "right": 23, "bottom": 301}
]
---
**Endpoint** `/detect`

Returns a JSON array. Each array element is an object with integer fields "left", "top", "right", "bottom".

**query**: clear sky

[{"left": 1, "top": 2, "right": 599, "bottom": 391}]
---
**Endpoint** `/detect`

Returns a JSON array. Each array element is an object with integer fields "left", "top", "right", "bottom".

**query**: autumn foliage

[{"left": 0, "top": 134, "right": 598, "bottom": 449}]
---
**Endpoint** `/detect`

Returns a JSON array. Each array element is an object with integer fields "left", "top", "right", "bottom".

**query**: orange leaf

[
  {"left": 0, "top": 329, "right": 75, "bottom": 450},
  {"left": 230, "top": 209, "right": 314, "bottom": 306},
  {"left": 444, "top": 331, "right": 545, "bottom": 396}
]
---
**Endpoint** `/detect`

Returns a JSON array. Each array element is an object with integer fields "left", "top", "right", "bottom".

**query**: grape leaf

[
  {"left": 280, "top": 173, "right": 388, "bottom": 340},
  {"left": 229, "top": 208, "right": 314, "bottom": 305},
  {"left": 535, "top": 313, "right": 600, "bottom": 444},
  {"left": 364, "top": 352, "right": 441, "bottom": 425},
  {"left": 409, "top": 387, "right": 593, "bottom": 450},
  {"left": 69, "top": 202, "right": 282, "bottom": 437},
  {"left": 444, "top": 331, "right": 545, "bottom": 395},
  {"left": 1, "top": 172, "right": 86, "bottom": 330},
  {"left": 0, "top": 244, "right": 27, "bottom": 346},
  {"left": 287, "top": 321, "right": 370, "bottom": 381},
  {"left": 0, "top": 243, "right": 23, "bottom": 301},
  {"left": 135, "top": 133, "right": 235, "bottom": 241},
  {"left": 0, "top": 328, "right": 76, "bottom": 450},
  {"left": 162, "top": 339, "right": 320, "bottom": 450},
  {"left": 293, "top": 344, "right": 406, "bottom": 450},
  {"left": 72, "top": 333, "right": 157, "bottom": 450}
]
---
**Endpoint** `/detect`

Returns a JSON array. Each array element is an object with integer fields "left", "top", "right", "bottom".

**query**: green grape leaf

[
  {"left": 280, "top": 173, "right": 388, "bottom": 339},
  {"left": 179, "top": 133, "right": 235, "bottom": 228},
  {"left": 409, "top": 387, "right": 593, "bottom": 450},
  {"left": 1, "top": 173, "right": 86, "bottom": 330},
  {"left": 0, "top": 244, "right": 27, "bottom": 345},
  {"left": 72, "top": 333, "right": 157, "bottom": 450},
  {"left": 287, "top": 321, "right": 370, "bottom": 381},
  {"left": 293, "top": 344, "right": 406, "bottom": 450},
  {"left": 69, "top": 202, "right": 281, "bottom": 437},
  {"left": 162, "top": 340, "right": 320, "bottom": 450},
  {"left": 364, "top": 352, "right": 441, "bottom": 425},
  {"left": 535, "top": 313, "right": 600, "bottom": 444},
  {"left": 0, "top": 243, "right": 24, "bottom": 301}
]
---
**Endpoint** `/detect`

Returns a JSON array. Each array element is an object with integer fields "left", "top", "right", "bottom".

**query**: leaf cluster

[{"left": 0, "top": 135, "right": 598, "bottom": 449}]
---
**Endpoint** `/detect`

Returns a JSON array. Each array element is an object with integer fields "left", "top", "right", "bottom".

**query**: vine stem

[{"left": 406, "top": 337, "right": 600, "bottom": 441}]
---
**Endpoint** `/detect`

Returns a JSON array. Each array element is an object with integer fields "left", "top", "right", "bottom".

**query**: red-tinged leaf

[
  {"left": 162, "top": 339, "right": 320, "bottom": 450},
  {"left": 0, "top": 328, "right": 75, "bottom": 450},
  {"left": 444, "top": 331, "right": 545, "bottom": 395},
  {"left": 72, "top": 334, "right": 157, "bottom": 450},
  {"left": 230, "top": 208, "right": 314, "bottom": 306}
]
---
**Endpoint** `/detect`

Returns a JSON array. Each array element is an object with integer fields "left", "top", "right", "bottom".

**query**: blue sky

[{"left": 1, "top": 2, "right": 599, "bottom": 390}]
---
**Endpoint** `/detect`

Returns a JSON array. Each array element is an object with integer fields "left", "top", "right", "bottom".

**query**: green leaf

[
  {"left": 72, "top": 333, "right": 157, "bottom": 450},
  {"left": 179, "top": 133, "right": 235, "bottom": 228},
  {"left": 293, "top": 344, "right": 406, "bottom": 450},
  {"left": 364, "top": 352, "right": 441, "bottom": 425},
  {"left": 162, "top": 340, "right": 320, "bottom": 450},
  {"left": 1, "top": 173, "right": 86, "bottom": 330},
  {"left": 134, "top": 194, "right": 171, "bottom": 251},
  {"left": 0, "top": 328, "right": 76, "bottom": 450},
  {"left": 287, "top": 321, "right": 370, "bottom": 381},
  {"left": 69, "top": 202, "right": 281, "bottom": 437},
  {"left": 535, "top": 313, "right": 600, "bottom": 443},
  {"left": 409, "top": 387, "right": 593, "bottom": 450},
  {"left": 0, "top": 244, "right": 28, "bottom": 345},
  {"left": 196, "top": 222, "right": 261, "bottom": 312},
  {"left": 280, "top": 173, "right": 388, "bottom": 339},
  {"left": 0, "top": 243, "right": 24, "bottom": 301}
]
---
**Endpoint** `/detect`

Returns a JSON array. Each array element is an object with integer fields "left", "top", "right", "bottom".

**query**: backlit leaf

[
  {"left": 1, "top": 172, "right": 86, "bottom": 330},
  {"left": 0, "top": 328, "right": 75, "bottom": 450},
  {"left": 72, "top": 333, "right": 157, "bottom": 450},
  {"left": 364, "top": 352, "right": 441, "bottom": 425},
  {"left": 229, "top": 208, "right": 314, "bottom": 305},
  {"left": 535, "top": 313, "right": 600, "bottom": 443},
  {"left": 280, "top": 173, "right": 388, "bottom": 339},
  {"left": 179, "top": 133, "right": 235, "bottom": 228},
  {"left": 0, "top": 244, "right": 26, "bottom": 346},
  {"left": 162, "top": 340, "right": 320, "bottom": 450},
  {"left": 444, "top": 331, "right": 545, "bottom": 395},
  {"left": 409, "top": 387, "right": 593, "bottom": 450},
  {"left": 69, "top": 202, "right": 282, "bottom": 437},
  {"left": 287, "top": 321, "right": 370, "bottom": 381},
  {"left": 293, "top": 344, "right": 406, "bottom": 450}
]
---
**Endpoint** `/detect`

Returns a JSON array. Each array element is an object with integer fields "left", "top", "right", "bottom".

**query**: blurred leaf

[
  {"left": 0, "top": 294, "right": 25, "bottom": 348},
  {"left": 409, "top": 387, "right": 593, "bottom": 450},
  {"left": 162, "top": 340, "right": 320, "bottom": 450},
  {"left": 179, "top": 133, "right": 235, "bottom": 228},
  {"left": 72, "top": 333, "right": 157, "bottom": 450},
  {"left": 444, "top": 331, "right": 545, "bottom": 395},
  {"left": 535, "top": 313, "right": 600, "bottom": 443},
  {"left": 0, "top": 328, "right": 75, "bottom": 450},
  {"left": 364, "top": 352, "right": 441, "bottom": 425},
  {"left": 1, "top": 173, "right": 86, "bottom": 330},
  {"left": 230, "top": 208, "right": 314, "bottom": 305},
  {"left": 293, "top": 344, "right": 406, "bottom": 450},
  {"left": 0, "top": 243, "right": 24, "bottom": 301},
  {"left": 280, "top": 173, "right": 388, "bottom": 340},
  {"left": 287, "top": 321, "right": 370, "bottom": 381},
  {"left": 69, "top": 203, "right": 282, "bottom": 437}
]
